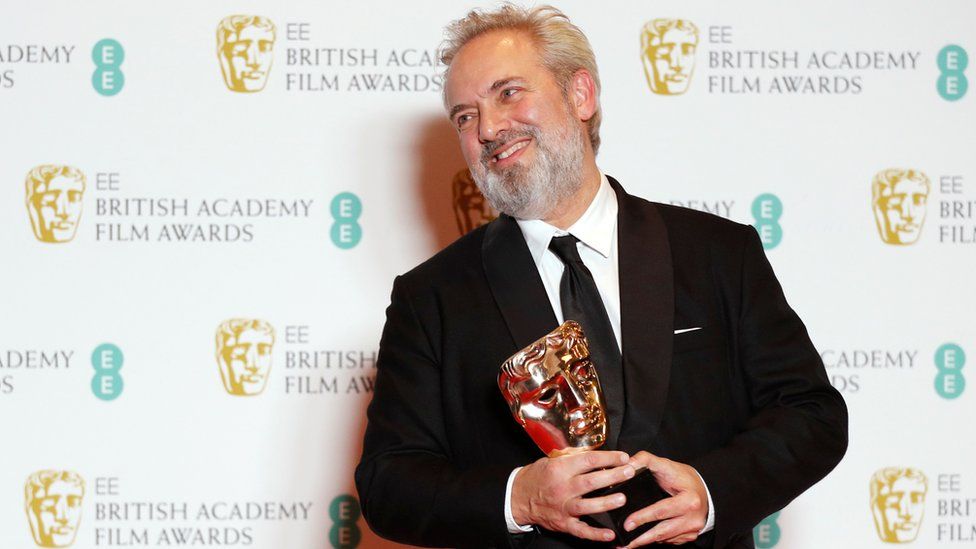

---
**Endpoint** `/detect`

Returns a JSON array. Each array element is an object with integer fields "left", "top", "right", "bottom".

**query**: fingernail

[
  {"left": 615, "top": 494, "right": 626, "bottom": 505},
  {"left": 604, "top": 532, "right": 614, "bottom": 541},
  {"left": 624, "top": 521, "right": 635, "bottom": 531},
  {"left": 620, "top": 453, "right": 629, "bottom": 463},
  {"left": 624, "top": 466, "right": 635, "bottom": 478}
]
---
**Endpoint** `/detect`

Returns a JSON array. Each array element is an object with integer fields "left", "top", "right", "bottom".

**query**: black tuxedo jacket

[{"left": 356, "top": 178, "right": 847, "bottom": 548}]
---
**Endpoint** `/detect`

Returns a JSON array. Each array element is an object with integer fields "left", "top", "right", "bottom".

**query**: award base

[{"left": 582, "top": 467, "right": 669, "bottom": 546}]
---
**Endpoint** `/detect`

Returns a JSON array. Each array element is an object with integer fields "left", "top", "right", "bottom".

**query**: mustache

[{"left": 480, "top": 128, "right": 538, "bottom": 165}]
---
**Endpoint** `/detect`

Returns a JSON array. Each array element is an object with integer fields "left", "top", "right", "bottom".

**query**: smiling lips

[{"left": 490, "top": 138, "right": 531, "bottom": 165}]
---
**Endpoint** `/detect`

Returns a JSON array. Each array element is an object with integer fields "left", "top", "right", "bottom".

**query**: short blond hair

[
  {"left": 440, "top": 3, "right": 602, "bottom": 154},
  {"left": 217, "top": 15, "right": 276, "bottom": 51},
  {"left": 872, "top": 169, "right": 930, "bottom": 202},
  {"left": 25, "top": 470, "right": 85, "bottom": 506},
  {"left": 25, "top": 165, "right": 86, "bottom": 199}
]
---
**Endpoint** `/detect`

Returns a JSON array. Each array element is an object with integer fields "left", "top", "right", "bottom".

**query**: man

[
  {"left": 216, "top": 15, "right": 276, "bottom": 93},
  {"left": 641, "top": 19, "right": 699, "bottom": 96},
  {"left": 356, "top": 5, "right": 847, "bottom": 548},
  {"left": 215, "top": 318, "right": 275, "bottom": 396},
  {"left": 25, "top": 164, "right": 86, "bottom": 243},
  {"left": 871, "top": 168, "right": 930, "bottom": 245},
  {"left": 25, "top": 470, "right": 85, "bottom": 547}
]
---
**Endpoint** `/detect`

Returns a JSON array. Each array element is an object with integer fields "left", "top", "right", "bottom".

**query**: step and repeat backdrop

[{"left": 2, "top": 0, "right": 973, "bottom": 547}]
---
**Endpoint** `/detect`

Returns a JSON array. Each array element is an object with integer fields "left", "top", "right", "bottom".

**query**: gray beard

[{"left": 470, "top": 117, "right": 586, "bottom": 220}]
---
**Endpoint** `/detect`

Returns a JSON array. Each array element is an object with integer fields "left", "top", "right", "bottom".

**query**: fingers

[
  {"left": 629, "top": 450, "right": 668, "bottom": 472},
  {"left": 623, "top": 516, "right": 699, "bottom": 548},
  {"left": 564, "top": 450, "right": 630, "bottom": 476},
  {"left": 624, "top": 495, "right": 681, "bottom": 532},
  {"left": 565, "top": 518, "right": 617, "bottom": 543},
  {"left": 566, "top": 491, "right": 627, "bottom": 516},
  {"left": 574, "top": 463, "right": 636, "bottom": 495},
  {"left": 622, "top": 492, "right": 705, "bottom": 548}
]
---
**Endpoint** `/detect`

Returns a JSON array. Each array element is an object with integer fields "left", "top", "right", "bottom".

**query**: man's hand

[
  {"left": 511, "top": 450, "right": 635, "bottom": 542},
  {"left": 622, "top": 451, "right": 708, "bottom": 547}
]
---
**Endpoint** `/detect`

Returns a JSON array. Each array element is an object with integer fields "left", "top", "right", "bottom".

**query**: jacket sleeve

[
  {"left": 355, "top": 275, "right": 522, "bottom": 548},
  {"left": 689, "top": 227, "right": 849, "bottom": 548}
]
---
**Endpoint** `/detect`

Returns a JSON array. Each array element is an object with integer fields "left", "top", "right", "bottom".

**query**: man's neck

[{"left": 543, "top": 160, "right": 602, "bottom": 230}]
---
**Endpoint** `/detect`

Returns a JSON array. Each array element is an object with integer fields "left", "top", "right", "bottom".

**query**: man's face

[
  {"left": 444, "top": 30, "right": 587, "bottom": 220},
  {"left": 219, "top": 328, "right": 273, "bottom": 395},
  {"left": 28, "top": 175, "right": 84, "bottom": 243},
  {"left": 874, "top": 476, "right": 926, "bottom": 542},
  {"left": 503, "top": 337, "right": 606, "bottom": 457},
  {"left": 27, "top": 480, "right": 83, "bottom": 547},
  {"left": 644, "top": 28, "right": 697, "bottom": 95},
  {"left": 220, "top": 25, "right": 274, "bottom": 92},
  {"left": 877, "top": 178, "right": 928, "bottom": 244}
]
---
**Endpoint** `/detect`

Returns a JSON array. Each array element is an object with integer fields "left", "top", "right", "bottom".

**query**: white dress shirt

[{"left": 503, "top": 174, "right": 715, "bottom": 536}]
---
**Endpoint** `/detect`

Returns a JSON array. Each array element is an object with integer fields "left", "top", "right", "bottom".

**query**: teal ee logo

[
  {"left": 752, "top": 193, "right": 782, "bottom": 250},
  {"left": 937, "top": 45, "right": 968, "bottom": 101},
  {"left": 91, "top": 343, "right": 123, "bottom": 401},
  {"left": 329, "top": 494, "right": 361, "bottom": 549},
  {"left": 330, "top": 192, "right": 362, "bottom": 249},
  {"left": 935, "top": 343, "right": 965, "bottom": 399},
  {"left": 753, "top": 511, "right": 781, "bottom": 548},
  {"left": 92, "top": 38, "right": 124, "bottom": 96}
]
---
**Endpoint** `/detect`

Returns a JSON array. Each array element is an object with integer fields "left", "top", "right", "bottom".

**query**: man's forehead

[
  {"left": 445, "top": 29, "right": 542, "bottom": 107},
  {"left": 512, "top": 361, "right": 564, "bottom": 390},
  {"left": 47, "top": 175, "right": 82, "bottom": 189}
]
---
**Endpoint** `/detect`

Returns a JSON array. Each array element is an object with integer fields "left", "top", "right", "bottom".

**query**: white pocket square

[{"left": 673, "top": 327, "right": 702, "bottom": 335}]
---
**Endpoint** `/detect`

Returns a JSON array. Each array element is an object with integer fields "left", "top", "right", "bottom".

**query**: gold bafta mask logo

[
  {"left": 498, "top": 321, "right": 608, "bottom": 457},
  {"left": 25, "top": 470, "right": 85, "bottom": 547},
  {"left": 641, "top": 19, "right": 699, "bottom": 95},
  {"left": 452, "top": 169, "right": 497, "bottom": 235},
  {"left": 872, "top": 169, "right": 930, "bottom": 245},
  {"left": 216, "top": 15, "right": 276, "bottom": 92},
  {"left": 25, "top": 165, "right": 86, "bottom": 243},
  {"left": 870, "top": 467, "right": 928, "bottom": 543},
  {"left": 216, "top": 319, "right": 275, "bottom": 396}
]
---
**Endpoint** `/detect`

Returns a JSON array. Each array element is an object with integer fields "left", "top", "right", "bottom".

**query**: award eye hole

[
  {"left": 572, "top": 363, "right": 593, "bottom": 381},
  {"left": 537, "top": 387, "right": 557, "bottom": 404}
]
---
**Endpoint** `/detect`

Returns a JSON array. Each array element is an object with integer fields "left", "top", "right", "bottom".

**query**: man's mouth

[{"left": 490, "top": 138, "right": 531, "bottom": 166}]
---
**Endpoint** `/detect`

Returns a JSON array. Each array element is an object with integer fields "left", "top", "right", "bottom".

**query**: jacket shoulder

[{"left": 396, "top": 222, "right": 488, "bottom": 290}]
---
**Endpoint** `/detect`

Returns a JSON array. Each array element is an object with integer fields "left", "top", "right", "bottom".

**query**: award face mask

[{"left": 498, "top": 321, "right": 607, "bottom": 456}]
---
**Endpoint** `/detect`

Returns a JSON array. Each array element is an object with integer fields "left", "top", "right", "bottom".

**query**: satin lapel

[
  {"left": 482, "top": 215, "right": 560, "bottom": 352},
  {"left": 610, "top": 177, "right": 674, "bottom": 451}
]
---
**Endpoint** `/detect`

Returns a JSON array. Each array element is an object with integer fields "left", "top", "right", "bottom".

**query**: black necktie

[{"left": 548, "top": 235, "right": 623, "bottom": 445}]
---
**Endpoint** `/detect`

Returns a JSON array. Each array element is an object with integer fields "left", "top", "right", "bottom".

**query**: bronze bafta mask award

[{"left": 498, "top": 321, "right": 667, "bottom": 544}]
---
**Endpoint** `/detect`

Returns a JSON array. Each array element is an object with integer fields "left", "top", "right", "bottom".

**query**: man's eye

[
  {"left": 456, "top": 114, "right": 473, "bottom": 128},
  {"left": 502, "top": 88, "right": 519, "bottom": 98}
]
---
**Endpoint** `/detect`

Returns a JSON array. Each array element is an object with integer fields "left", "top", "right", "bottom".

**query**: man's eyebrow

[{"left": 448, "top": 77, "right": 526, "bottom": 120}]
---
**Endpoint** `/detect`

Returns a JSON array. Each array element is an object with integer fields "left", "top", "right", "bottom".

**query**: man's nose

[
  {"left": 54, "top": 500, "right": 68, "bottom": 522},
  {"left": 559, "top": 377, "right": 588, "bottom": 411},
  {"left": 246, "top": 44, "right": 259, "bottom": 67},
  {"left": 897, "top": 497, "right": 912, "bottom": 517},
  {"left": 54, "top": 193, "right": 69, "bottom": 218},
  {"left": 670, "top": 49, "right": 685, "bottom": 71},
  {"left": 900, "top": 199, "right": 915, "bottom": 220},
  {"left": 245, "top": 349, "right": 259, "bottom": 369},
  {"left": 478, "top": 106, "right": 509, "bottom": 144}
]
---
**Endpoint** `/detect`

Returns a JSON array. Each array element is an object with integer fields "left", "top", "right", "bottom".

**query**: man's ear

[{"left": 568, "top": 69, "right": 597, "bottom": 122}]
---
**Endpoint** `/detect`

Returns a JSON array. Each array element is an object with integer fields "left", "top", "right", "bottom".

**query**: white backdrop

[{"left": 2, "top": 1, "right": 974, "bottom": 547}]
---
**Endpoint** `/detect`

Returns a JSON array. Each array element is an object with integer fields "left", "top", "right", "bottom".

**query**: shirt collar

[{"left": 516, "top": 173, "right": 618, "bottom": 266}]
